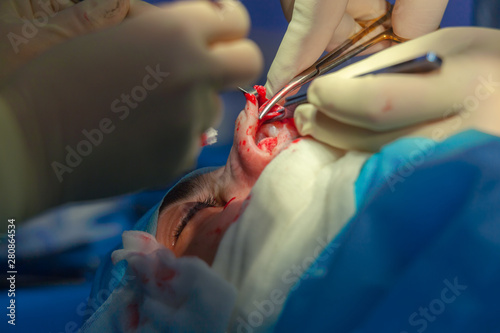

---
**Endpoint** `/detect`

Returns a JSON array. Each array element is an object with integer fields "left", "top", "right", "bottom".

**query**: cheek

[{"left": 180, "top": 207, "right": 240, "bottom": 265}]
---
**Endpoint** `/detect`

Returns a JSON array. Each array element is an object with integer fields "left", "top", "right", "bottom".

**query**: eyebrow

[{"left": 159, "top": 174, "right": 206, "bottom": 213}]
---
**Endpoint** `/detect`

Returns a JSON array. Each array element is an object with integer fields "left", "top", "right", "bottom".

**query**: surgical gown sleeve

[{"left": 275, "top": 129, "right": 500, "bottom": 333}]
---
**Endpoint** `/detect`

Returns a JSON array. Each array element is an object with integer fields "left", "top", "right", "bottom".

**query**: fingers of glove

[
  {"left": 49, "top": 0, "right": 129, "bottom": 36},
  {"left": 127, "top": 0, "right": 157, "bottom": 18},
  {"left": 393, "top": 0, "right": 449, "bottom": 39},
  {"left": 294, "top": 103, "right": 418, "bottom": 152},
  {"left": 324, "top": 12, "right": 389, "bottom": 56},
  {"left": 208, "top": 39, "right": 263, "bottom": 90},
  {"left": 346, "top": 0, "right": 387, "bottom": 20},
  {"left": 308, "top": 66, "right": 452, "bottom": 131},
  {"left": 30, "top": 0, "right": 74, "bottom": 17},
  {"left": 165, "top": 0, "right": 251, "bottom": 45},
  {"left": 330, "top": 28, "right": 478, "bottom": 80},
  {"left": 265, "top": 0, "right": 348, "bottom": 96},
  {"left": 308, "top": 50, "right": 489, "bottom": 131},
  {"left": 325, "top": 13, "right": 361, "bottom": 52}
]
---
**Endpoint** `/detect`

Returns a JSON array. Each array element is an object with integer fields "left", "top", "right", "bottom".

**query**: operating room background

[{"left": 0, "top": 0, "right": 477, "bottom": 332}]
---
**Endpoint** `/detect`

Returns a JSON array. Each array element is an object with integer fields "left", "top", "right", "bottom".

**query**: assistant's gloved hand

[
  {"left": 0, "top": 0, "right": 262, "bottom": 222},
  {"left": 0, "top": 0, "right": 138, "bottom": 81},
  {"left": 265, "top": 0, "right": 449, "bottom": 97},
  {"left": 295, "top": 27, "right": 500, "bottom": 152}
]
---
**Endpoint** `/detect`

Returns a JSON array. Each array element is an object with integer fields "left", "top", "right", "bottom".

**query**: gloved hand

[
  {"left": 294, "top": 27, "right": 500, "bottom": 151},
  {"left": 265, "top": 0, "right": 449, "bottom": 97},
  {"left": 0, "top": 0, "right": 262, "bottom": 221},
  {"left": 0, "top": 0, "right": 138, "bottom": 81}
]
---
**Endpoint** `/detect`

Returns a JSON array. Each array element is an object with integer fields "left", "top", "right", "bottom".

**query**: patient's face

[{"left": 157, "top": 88, "right": 299, "bottom": 265}]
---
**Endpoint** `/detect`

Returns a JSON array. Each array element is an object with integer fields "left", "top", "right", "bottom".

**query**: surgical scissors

[
  {"left": 267, "top": 52, "right": 442, "bottom": 121},
  {"left": 258, "top": 0, "right": 407, "bottom": 121}
]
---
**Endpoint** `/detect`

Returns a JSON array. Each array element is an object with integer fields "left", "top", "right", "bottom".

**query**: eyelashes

[{"left": 172, "top": 196, "right": 218, "bottom": 242}]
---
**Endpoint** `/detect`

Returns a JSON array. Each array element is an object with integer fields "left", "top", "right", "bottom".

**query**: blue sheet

[{"left": 275, "top": 129, "right": 500, "bottom": 333}]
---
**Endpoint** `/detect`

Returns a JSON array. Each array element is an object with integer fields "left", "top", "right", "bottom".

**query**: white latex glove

[
  {"left": 0, "top": 0, "right": 262, "bottom": 222},
  {"left": 265, "top": 0, "right": 449, "bottom": 97},
  {"left": 80, "top": 231, "right": 236, "bottom": 332},
  {"left": 295, "top": 27, "right": 500, "bottom": 152},
  {"left": 0, "top": 0, "right": 139, "bottom": 81}
]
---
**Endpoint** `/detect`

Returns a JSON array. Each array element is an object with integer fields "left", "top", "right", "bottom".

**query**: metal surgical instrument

[
  {"left": 258, "top": 0, "right": 408, "bottom": 121},
  {"left": 268, "top": 52, "right": 443, "bottom": 122}
]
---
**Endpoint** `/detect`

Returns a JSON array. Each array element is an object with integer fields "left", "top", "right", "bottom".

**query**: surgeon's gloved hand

[
  {"left": 295, "top": 27, "right": 500, "bottom": 152},
  {"left": 0, "top": 0, "right": 137, "bottom": 81},
  {"left": 0, "top": 0, "right": 262, "bottom": 220},
  {"left": 265, "top": 0, "right": 449, "bottom": 97}
]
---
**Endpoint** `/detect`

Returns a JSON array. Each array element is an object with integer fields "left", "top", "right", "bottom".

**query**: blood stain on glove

[
  {"left": 155, "top": 267, "right": 176, "bottom": 289},
  {"left": 382, "top": 98, "right": 393, "bottom": 113}
]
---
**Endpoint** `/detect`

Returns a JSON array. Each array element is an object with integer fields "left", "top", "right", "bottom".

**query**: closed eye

[{"left": 172, "top": 197, "right": 218, "bottom": 244}]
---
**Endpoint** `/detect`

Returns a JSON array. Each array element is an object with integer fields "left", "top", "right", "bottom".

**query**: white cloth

[
  {"left": 212, "top": 138, "right": 370, "bottom": 332},
  {"left": 79, "top": 231, "right": 236, "bottom": 333}
]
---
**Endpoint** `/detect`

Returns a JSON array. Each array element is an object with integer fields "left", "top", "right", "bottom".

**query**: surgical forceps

[
  {"left": 269, "top": 52, "right": 442, "bottom": 121},
  {"left": 258, "top": 1, "right": 409, "bottom": 122}
]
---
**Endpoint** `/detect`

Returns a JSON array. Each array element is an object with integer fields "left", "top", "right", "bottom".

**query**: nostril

[{"left": 255, "top": 123, "right": 280, "bottom": 145}]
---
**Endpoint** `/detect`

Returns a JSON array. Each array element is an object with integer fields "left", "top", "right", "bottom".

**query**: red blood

[
  {"left": 224, "top": 197, "right": 236, "bottom": 210},
  {"left": 250, "top": 84, "right": 288, "bottom": 126},
  {"left": 257, "top": 137, "right": 278, "bottom": 153},
  {"left": 245, "top": 93, "right": 257, "bottom": 105},
  {"left": 139, "top": 234, "right": 151, "bottom": 242},
  {"left": 200, "top": 133, "right": 208, "bottom": 147},
  {"left": 258, "top": 107, "right": 283, "bottom": 124},
  {"left": 254, "top": 85, "right": 268, "bottom": 105},
  {"left": 242, "top": 140, "right": 246, "bottom": 146},
  {"left": 83, "top": 12, "right": 90, "bottom": 22},
  {"left": 127, "top": 303, "right": 140, "bottom": 329},
  {"left": 214, "top": 227, "right": 222, "bottom": 235},
  {"left": 247, "top": 148, "right": 250, "bottom": 152},
  {"left": 292, "top": 138, "right": 302, "bottom": 144},
  {"left": 155, "top": 268, "right": 176, "bottom": 287},
  {"left": 382, "top": 99, "right": 392, "bottom": 113}
]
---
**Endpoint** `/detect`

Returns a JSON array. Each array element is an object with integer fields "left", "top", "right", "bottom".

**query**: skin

[{"left": 156, "top": 94, "right": 299, "bottom": 265}]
